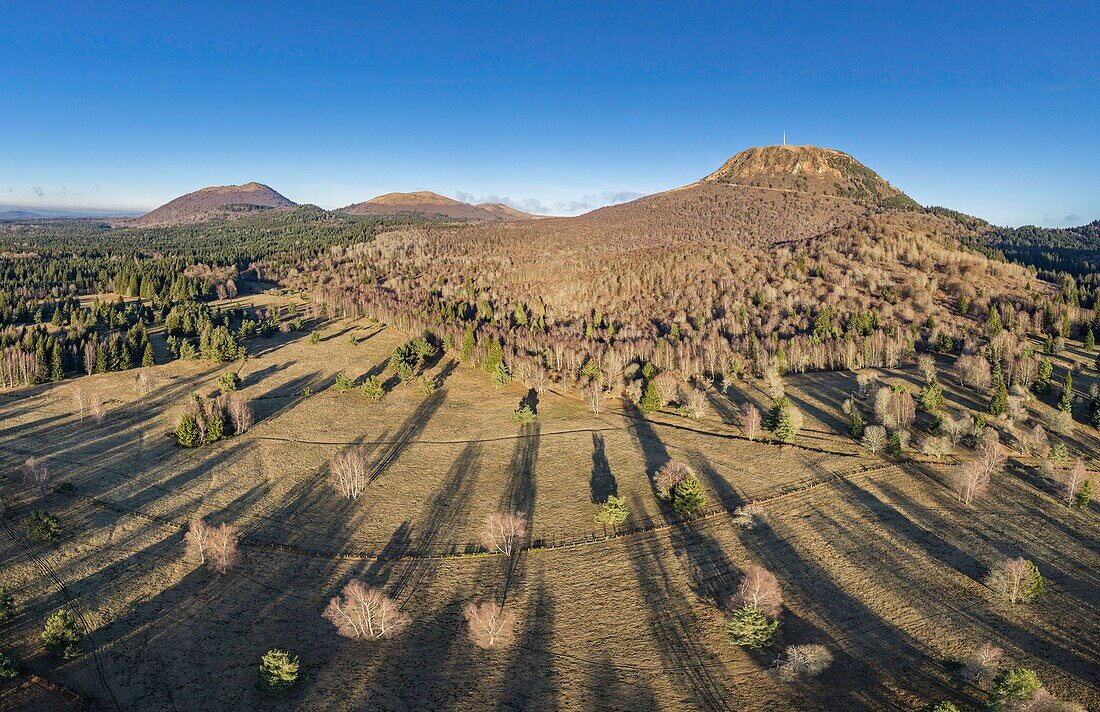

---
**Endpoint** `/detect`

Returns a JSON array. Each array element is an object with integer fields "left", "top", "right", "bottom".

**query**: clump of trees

[
  {"left": 323, "top": 581, "right": 409, "bottom": 640},
  {"left": 986, "top": 556, "right": 1044, "bottom": 604},
  {"left": 26, "top": 510, "right": 61, "bottom": 543},
  {"left": 951, "top": 433, "right": 1005, "bottom": 505},
  {"left": 361, "top": 375, "right": 385, "bottom": 400},
  {"left": 175, "top": 393, "right": 253, "bottom": 447},
  {"left": 256, "top": 649, "right": 299, "bottom": 694},
  {"left": 185, "top": 518, "right": 241, "bottom": 574},
  {"left": 330, "top": 446, "right": 370, "bottom": 500},
  {"left": 653, "top": 460, "right": 707, "bottom": 516},
  {"left": 726, "top": 566, "right": 782, "bottom": 648},
  {"left": 42, "top": 609, "right": 82, "bottom": 659}
]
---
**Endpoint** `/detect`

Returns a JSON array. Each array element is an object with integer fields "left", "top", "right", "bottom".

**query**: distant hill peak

[
  {"left": 365, "top": 191, "right": 462, "bottom": 206},
  {"left": 342, "top": 191, "right": 534, "bottom": 221},
  {"left": 134, "top": 182, "right": 296, "bottom": 227},
  {"left": 704, "top": 144, "right": 917, "bottom": 207}
]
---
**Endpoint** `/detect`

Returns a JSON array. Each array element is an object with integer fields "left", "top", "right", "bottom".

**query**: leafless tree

[
  {"left": 986, "top": 556, "right": 1031, "bottom": 603},
  {"left": 742, "top": 402, "right": 761, "bottom": 441},
  {"left": 731, "top": 503, "right": 764, "bottom": 529},
  {"left": 653, "top": 372, "right": 679, "bottom": 407},
  {"left": 1023, "top": 423, "right": 1050, "bottom": 457},
  {"left": 919, "top": 435, "right": 952, "bottom": 459},
  {"left": 1005, "top": 688, "right": 1086, "bottom": 712},
  {"left": 729, "top": 565, "right": 782, "bottom": 618},
  {"left": 185, "top": 517, "right": 211, "bottom": 565},
  {"left": 683, "top": 388, "right": 707, "bottom": 419},
  {"left": 482, "top": 512, "right": 527, "bottom": 556},
  {"left": 331, "top": 446, "right": 370, "bottom": 499},
  {"left": 530, "top": 366, "right": 549, "bottom": 396},
  {"left": 1045, "top": 409, "right": 1074, "bottom": 436},
  {"left": 961, "top": 642, "right": 1003, "bottom": 683},
  {"left": 586, "top": 381, "right": 604, "bottom": 415},
  {"left": 975, "top": 436, "right": 1006, "bottom": 481},
  {"left": 1062, "top": 459, "right": 1086, "bottom": 506},
  {"left": 654, "top": 460, "right": 691, "bottom": 499},
  {"left": 862, "top": 425, "right": 887, "bottom": 454},
  {"left": 135, "top": 369, "right": 153, "bottom": 396},
  {"left": 22, "top": 457, "right": 50, "bottom": 495},
  {"left": 462, "top": 601, "right": 516, "bottom": 649},
  {"left": 207, "top": 523, "right": 241, "bottom": 574},
  {"left": 942, "top": 413, "right": 968, "bottom": 446},
  {"left": 323, "top": 580, "right": 410, "bottom": 639},
  {"left": 916, "top": 353, "right": 937, "bottom": 383},
  {"left": 953, "top": 458, "right": 990, "bottom": 505},
  {"left": 221, "top": 394, "right": 254, "bottom": 434},
  {"left": 873, "top": 387, "right": 894, "bottom": 426},
  {"left": 89, "top": 393, "right": 105, "bottom": 424},
  {"left": 775, "top": 643, "right": 833, "bottom": 682},
  {"left": 71, "top": 385, "right": 88, "bottom": 420}
]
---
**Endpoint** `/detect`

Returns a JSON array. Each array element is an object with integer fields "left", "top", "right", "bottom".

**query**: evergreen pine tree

[
  {"left": 1085, "top": 328, "right": 1096, "bottom": 351},
  {"left": 256, "top": 649, "right": 299, "bottom": 694},
  {"left": 1074, "top": 480, "right": 1092, "bottom": 508},
  {"left": 205, "top": 411, "right": 225, "bottom": 443},
  {"left": 919, "top": 377, "right": 944, "bottom": 413},
  {"left": 483, "top": 339, "right": 504, "bottom": 373},
  {"left": 176, "top": 414, "right": 201, "bottom": 447},
  {"left": 142, "top": 342, "right": 155, "bottom": 367},
  {"left": 725, "top": 605, "right": 779, "bottom": 648},
  {"left": 639, "top": 380, "right": 662, "bottom": 413},
  {"left": 50, "top": 343, "right": 65, "bottom": 382},
  {"left": 671, "top": 474, "right": 707, "bottom": 516},
  {"left": 1057, "top": 370, "right": 1073, "bottom": 412},
  {"left": 848, "top": 412, "right": 866, "bottom": 439},
  {"left": 989, "top": 363, "right": 1008, "bottom": 416},
  {"left": 1035, "top": 359, "right": 1052, "bottom": 392}
]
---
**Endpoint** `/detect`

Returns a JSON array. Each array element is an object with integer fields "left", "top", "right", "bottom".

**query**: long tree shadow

[
  {"left": 496, "top": 577, "right": 558, "bottom": 712},
  {"left": 589, "top": 433, "right": 616, "bottom": 504},
  {"left": 366, "top": 364, "right": 455, "bottom": 485},
  {"left": 624, "top": 492, "right": 734, "bottom": 712}
]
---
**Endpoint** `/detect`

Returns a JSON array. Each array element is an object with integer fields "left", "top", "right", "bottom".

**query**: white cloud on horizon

[{"left": 452, "top": 190, "right": 644, "bottom": 216}]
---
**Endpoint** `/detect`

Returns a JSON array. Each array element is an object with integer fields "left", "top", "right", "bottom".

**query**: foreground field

[{"left": 0, "top": 315, "right": 1097, "bottom": 711}]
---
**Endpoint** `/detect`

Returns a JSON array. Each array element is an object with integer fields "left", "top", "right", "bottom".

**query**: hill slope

[
  {"left": 289, "top": 145, "right": 1051, "bottom": 379},
  {"left": 341, "top": 191, "right": 534, "bottom": 221},
  {"left": 135, "top": 182, "right": 297, "bottom": 226}
]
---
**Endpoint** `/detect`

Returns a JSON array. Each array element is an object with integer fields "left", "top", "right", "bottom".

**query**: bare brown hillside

[{"left": 134, "top": 182, "right": 296, "bottom": 226}]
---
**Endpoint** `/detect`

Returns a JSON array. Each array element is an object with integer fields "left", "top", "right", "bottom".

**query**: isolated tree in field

[
  {"left": 207, "top": 523, "right": 241, "bottom": 574},
  {"left": 42, "top": 609, "right": 82, "bottom": 658},
  {"left": 726, "top": 605, "right": 779, "bottom": 648},
  {"left": 771, "top": 398, "right": 797, "bottom": 443},
  {"left": 594, "top": 495, "right": 629, "bottom": 527},
  {"left": 775, "top": 643, "right": 833, "bottom": 682},
  {"left": 88, "top": 393, "right": 105, "bottom": 424},
  {"left": 512, "top": 404, "right": 536, "bottom": 424},
  {"left": 987, "top": 557, "right": 1043, "bottom": 604},
  {"left": 463, "top": 601, "right": 516, "bottom": 649},
  {"left": 256, "top": 649, "right": 299, "bottom": 694},
  {"left": 331, "top": 446, "right": 370, "bottom": 500},
  {"left": 323, "top": 580, "right": 410, "bottom": 640},
  {"left": 742, "top": 402, "right": 761, "bottom": 441},
  {"left": 729, "top": 566, "right": 782, "bottom": 618},
  {"left": 961, "top": 642, "right": 1003, "bottom": 683},
  {"left": 1062, "top": 460, "right": 1086, "bottom": 507},
  {"left": 989, "top": 668, "right": 1042, "bottom": 711},
  {"left": 185, "top": 517, "right": 211, "bottom": 565},
  {"left": 862, "top": 425, "right": 887, "bottom": 454},
  {"left": 334, "top": 371, "right": 357, "bottom": 393},
  {"left": 26, "top": 510, "right": 61, "bottom": 542},
  {"left": 22, "top": 457, "right": 50, "bottom": 495},
  {"left": 482, "top": 512, "right": 527, "bottom": 556}
]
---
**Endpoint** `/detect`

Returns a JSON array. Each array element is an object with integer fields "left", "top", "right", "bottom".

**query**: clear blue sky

[{"left": 2, "top": 1, "right": 1097, "bottom": 225}]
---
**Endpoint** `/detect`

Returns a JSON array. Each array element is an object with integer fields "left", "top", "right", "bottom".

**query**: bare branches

[
  {"left": 331, "top": 446, "right": 370, "bottom": 500},
  {"left": 481, "top": 512, "right": 527, "bottom": 556},
  {"left": 323, "top": 580, "right": 410, "bottom": 639},
  {"left": 654, "top": 460, "right": 691, "bottom": 500},
  {"left": 207, "top": 523, "right": 241, "bottom": 574},
  {"left": 1062, "top": 459, "right": 1086, "bottom": 506},
  {"left": 221, "top": 393, "right": 254, "bottom": 434},
  {"left": 741, "top": 402, "right": 761, "bottom": 441},
  {"left": 729, "top": 565, "right": 782, "bottom": 618},
  {"left": 775, "top": 644, "right": 833, "bottom": 682},
  {"left": 682, "top": 387, "right": 707, "bottom": 419},
  {"left": 961, "top": 642, "right": 1003, "bottom": 683},
  {"left": 952, "top": 459, "right": 990, "bottom": 505},
  {"left": 987, "top": 556, "right": 1043, "bottom": 604},
  {"left": 861, "top": 425, "right": 887, "bottom": 454},
  {"left": 462, "top": 601, "right": 516, "bottom": 649},
  {"left": 184, "top": 517, "right": 210, "bottom": 565},
  {"left": 22, "top": 457, "right": 50, "bottom": 495}
]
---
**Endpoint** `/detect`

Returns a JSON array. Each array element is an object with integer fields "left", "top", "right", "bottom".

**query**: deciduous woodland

[{"left": 0, "top": 145, "right": 1096, "bottom": 711}]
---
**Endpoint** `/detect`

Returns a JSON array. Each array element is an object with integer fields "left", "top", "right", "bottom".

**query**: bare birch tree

[
  {"left": 1062, "top": 459, "right": 1086, "bottom": 506},
  {"left": 184, "top": 517, "right": 211, "bottom": 565},
  {"left": 22, "top": 457, "right": 50, "bottom": 495},
  {"left": 207, "top": 523, "right": 241, "bottom": 574},
  {"left": 742, "top": 402, "right": 761, "bottom": 441},
  {"left": 481, "top": 512, "right": 527, "bottom": 556},
  {"left": 331, "top": 446, "right": 370, "bottom": 500},
  {"left": 730, "top": 565, "right": 783, "bottom": 618},
  {"left": 323, "top": 580, "right": 410, "bottom": 639},
  {"left": 462, "top": 601, "right": 516, "bottom": 649}
]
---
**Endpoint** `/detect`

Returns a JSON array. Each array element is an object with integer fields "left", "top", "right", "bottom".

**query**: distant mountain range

[{"left": 340, "top": 191, "right": 535, "bottom": 221}]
